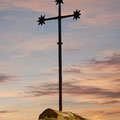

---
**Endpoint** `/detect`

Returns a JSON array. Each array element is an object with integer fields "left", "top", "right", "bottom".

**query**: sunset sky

[{"left": 0, "top": 0, "right": 120, "bottom": 120}]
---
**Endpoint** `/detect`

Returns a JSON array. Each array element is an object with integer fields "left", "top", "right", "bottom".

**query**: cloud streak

[
  {"left": 24, "top": 80, "right": 120, "bottom": 99},
  {"left": 0, "top": 110, "right": 18, "bottom": 114},
  {"left": 95, "top": 100, "right": 120, "bottom": 105},
  {"left": 63, "top": 68, "right": 82, "bottom": 74},
  {"left": 52, "top": 66, "right": 83, "bottom": 75},
  {"left": 0, "top": 74, "right": 21, "bottom": 84},
  {"left": 86, "top": 109, "right": 120, "bottom": 116},
  {"left": 90, "top": 52, "right": 120, "bottom": 66},
  {"left": 0, "top": 74, "right": 14, "bottom": 83},
  {"left": 80, "top": 52, "right": 120, "bottom": 74}
]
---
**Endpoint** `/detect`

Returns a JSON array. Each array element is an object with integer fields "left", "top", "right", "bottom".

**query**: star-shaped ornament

[
  {"left": 37, "top": 15, "right": 45, "bottom": 26},
  {"left": 55, "top": 0, "right": 63, "bottom": 5},
  {"left": 73, "top": 10, "right": 81, "bottom": 20}
]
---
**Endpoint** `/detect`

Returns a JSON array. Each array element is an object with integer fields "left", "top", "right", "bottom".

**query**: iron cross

[{"left": 37, "top": 0, "right": 81, "bottom": 111}]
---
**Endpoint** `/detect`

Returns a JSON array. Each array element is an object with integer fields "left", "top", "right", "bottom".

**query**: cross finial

[
  {"left": 55, "top": 0, "right": 64, "bottom": 5},
  {"left": 37, "top": 15, "right": 45, "bottom": 26},
  {"left": 73, "top": 10, "right": 81, "bottom": 20}
]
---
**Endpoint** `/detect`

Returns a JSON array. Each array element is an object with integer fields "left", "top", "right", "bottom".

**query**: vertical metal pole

[{"left": 57, "top": 2, "right": 62, "bottom": 111}]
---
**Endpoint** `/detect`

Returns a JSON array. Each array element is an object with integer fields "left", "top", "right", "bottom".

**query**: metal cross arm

[{"left": 37, "top": 10, "right": 81, "bottom": 25}]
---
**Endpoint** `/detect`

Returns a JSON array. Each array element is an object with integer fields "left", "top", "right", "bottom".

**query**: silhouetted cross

[{"left": 37, "top": 0, "right": 81, "bottom": 111}]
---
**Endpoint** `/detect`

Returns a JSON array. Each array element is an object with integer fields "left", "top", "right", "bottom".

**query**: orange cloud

[{"left": 95, "top": 100, "right": 120, "bottom": 105}]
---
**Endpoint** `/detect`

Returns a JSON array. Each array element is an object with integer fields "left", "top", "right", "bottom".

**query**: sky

[{"left": 0, "top": 0, "right": 120, "bottom": 120}]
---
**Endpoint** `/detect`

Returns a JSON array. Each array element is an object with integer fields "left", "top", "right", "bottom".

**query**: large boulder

[{"left": 38, "top": 108, "right": 88, "bottom": 120}]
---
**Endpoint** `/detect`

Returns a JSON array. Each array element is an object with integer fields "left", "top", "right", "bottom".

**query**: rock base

[{"left": 38, "top": 108, "right": 88, "bottom": 120}]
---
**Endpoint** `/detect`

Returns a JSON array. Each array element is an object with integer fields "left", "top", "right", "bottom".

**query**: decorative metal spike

[
  {"left": 55, "top": 0, "right": 63, "bottom": 5},
  {"left": 37, "top": 15, "right": 45, "bottom": 26},
  {"left": 73, "top": 9, "right": 81, "bottom": 20}
]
